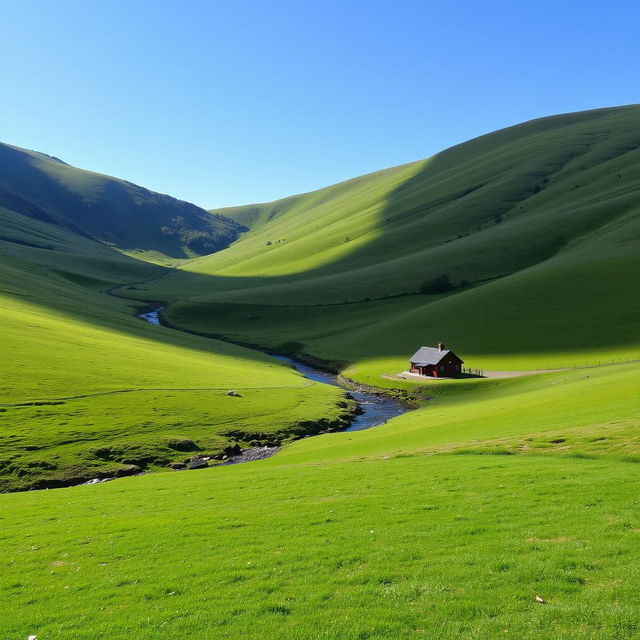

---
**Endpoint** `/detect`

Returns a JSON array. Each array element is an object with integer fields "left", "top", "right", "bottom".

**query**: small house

[{"left": 409, "top": 343, "right": 463, "bottom": 378}]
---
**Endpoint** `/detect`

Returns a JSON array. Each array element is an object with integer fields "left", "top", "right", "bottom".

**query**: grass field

[
  {"left": 270, "top": 362, "right": 640, "bottom": 466},
  {"left": 2, "top": 354, "right": 638, "bottom": 636},
  {"left": 2, "top": 453, "right": 640, "bottom": 639}
]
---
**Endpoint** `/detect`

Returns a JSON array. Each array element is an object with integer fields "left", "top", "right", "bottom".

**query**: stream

[
  {"left": 269, "top": 355, "right": 408, "bottom": 432},
  {"left": 138, "top": 308, "right": 410, "bottom": 461}
]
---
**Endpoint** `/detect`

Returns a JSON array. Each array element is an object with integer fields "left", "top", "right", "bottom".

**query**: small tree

[{"left": 420, "top": 274, "right": 453, "bottom": 295}]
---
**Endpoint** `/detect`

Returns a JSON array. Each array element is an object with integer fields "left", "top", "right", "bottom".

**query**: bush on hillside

[{"left": 420, "top": 274, "right": 453, "bottom": 295}]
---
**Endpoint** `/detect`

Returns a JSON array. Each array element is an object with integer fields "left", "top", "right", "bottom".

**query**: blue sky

[{"left": 2, "top": 0, "right": 639, "bottom": 208}]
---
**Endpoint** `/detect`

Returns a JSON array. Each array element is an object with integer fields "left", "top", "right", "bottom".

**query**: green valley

[{"left": 1, "top": 106, "right": 640, "bottom": 639}]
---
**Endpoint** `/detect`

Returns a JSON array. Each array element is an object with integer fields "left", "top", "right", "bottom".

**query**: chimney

[{"left": 437, "top": 342, "right": 445, "bottom": 351}]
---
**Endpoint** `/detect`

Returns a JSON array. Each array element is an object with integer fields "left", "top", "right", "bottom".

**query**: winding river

[{"left": 139, "top": 308, "right": 409, "bottom": 435}]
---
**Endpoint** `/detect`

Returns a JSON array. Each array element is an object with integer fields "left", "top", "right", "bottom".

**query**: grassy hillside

[
  {"left": 0, "top": 142, "right": 246, "bottom": 260},
  {"left": 126, "top": 105, "right": 640, "bottom": 374},
  {"left": 0, "top": 203, "right": 350, "bottom": 491},
  {"left": 271, "top": 361, "right": 640, "bottom": 466}
]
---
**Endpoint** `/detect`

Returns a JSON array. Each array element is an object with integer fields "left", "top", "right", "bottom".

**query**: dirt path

[
  {"left": 387, "top": 358, "right": 640, "bottom": 382},
  {"left": 482, "top": 369, "right": 565, "bottom": 378}
]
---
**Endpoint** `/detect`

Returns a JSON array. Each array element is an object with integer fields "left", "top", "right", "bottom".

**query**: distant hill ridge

[{"left": 0, "top": 142, "right": 246, "bottom": 259}]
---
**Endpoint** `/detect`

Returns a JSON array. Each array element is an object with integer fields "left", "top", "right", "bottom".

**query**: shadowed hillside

[
  {"left": 0, "top": 143, "right": 246, "bottom": 260},
  {"left": 121, "top": 106, "right": 640, "bottom": 374}
]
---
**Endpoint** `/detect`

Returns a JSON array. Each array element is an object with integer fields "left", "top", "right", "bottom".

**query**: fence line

[
  {"left": 537, "top": 356, "right": 640, "bottom": 371},
  {"left": 462, "top": 356, "right": 639, "bottom": 378}
]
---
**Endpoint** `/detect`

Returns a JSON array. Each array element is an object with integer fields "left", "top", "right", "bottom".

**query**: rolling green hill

[
  {"left": 0, "top": 227, "right": 351, "bottom": 490},
  {"left": 125, "top": 105, "right": 640, "bottom": 376},
  {"left": 0, "top": 142, "right": 246, "bottom": 260}
]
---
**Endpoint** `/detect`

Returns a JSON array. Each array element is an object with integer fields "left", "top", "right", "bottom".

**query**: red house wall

[{"left": 411, "top": 355, "right": 463, "bottom": 378}]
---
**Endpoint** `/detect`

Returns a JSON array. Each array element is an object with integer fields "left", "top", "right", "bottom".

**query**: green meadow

[
  {"left": 0, "top": 263, "right": 351, "bottom": 489},
  {"left": 1, "top": 106, "right": 640, "bottom": 637},
  {"left": 2, "top": 454, "right": 640, "bottom": 639},
  {"left": 1, "top": 355, "right": 638, "bottom": 637},
  {"left": 271, "top": 362, "right": 640, "bottom": 466}
]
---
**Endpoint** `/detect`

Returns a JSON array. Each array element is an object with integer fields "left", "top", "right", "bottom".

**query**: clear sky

[{"left": 2, "top": 0, "right": 639, "bottom": 209}]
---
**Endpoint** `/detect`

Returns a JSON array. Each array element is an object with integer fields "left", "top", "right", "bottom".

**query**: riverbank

[
  {"left": 1, "top": 296, "right": 364, "bottom": 493},
  {"left": 138, "top": 307, "right": 413, "bottom": 435},
  {"left": 142, "top": 303, "right": 422, "bottom": 404}
]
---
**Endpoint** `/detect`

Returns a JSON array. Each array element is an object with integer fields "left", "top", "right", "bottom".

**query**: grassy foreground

[
  {"left": 2, "top": 454, "right": 640, "bottom": 639},
  {"left": 2, "top": 355, "right": 638, "bottom": 637}
]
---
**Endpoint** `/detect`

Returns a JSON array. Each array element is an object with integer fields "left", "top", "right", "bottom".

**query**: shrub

[{"left": 420, "top": 274, "right": 453, "bottom": 295}]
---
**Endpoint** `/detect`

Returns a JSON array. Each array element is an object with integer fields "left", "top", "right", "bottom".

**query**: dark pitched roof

[{"left": 409, "top": 346, "right": 463, "bottom": 365}]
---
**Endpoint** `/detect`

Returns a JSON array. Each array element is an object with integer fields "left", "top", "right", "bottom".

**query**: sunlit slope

[
  {"left": 206, "top": 161, "right": 420, "bottom": 277},
  {"left": 0, "top": 142, "right": 245, "bottom": 259},
  {"left": 144, "top": 105, "right": 640, "bottom": 299},
  {"left": 0, "top": 213, "right": 347, "bottom": 490},
  {"left": 133, "top": 106, "right": 640, "bottom": 371},
  {"left": 270, "top": 361, "right": 640, "bottom": 466}
]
